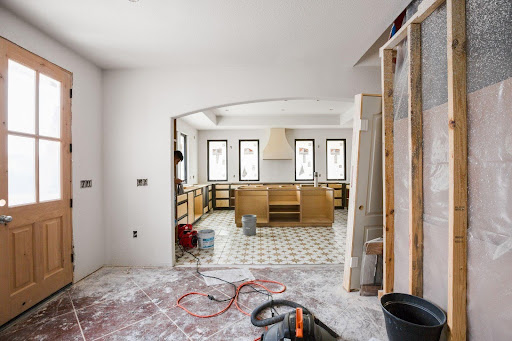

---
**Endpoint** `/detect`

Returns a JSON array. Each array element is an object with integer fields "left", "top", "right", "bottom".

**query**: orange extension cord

[{"left": 177, "top": 279, "right": 286, "bottom": 341}]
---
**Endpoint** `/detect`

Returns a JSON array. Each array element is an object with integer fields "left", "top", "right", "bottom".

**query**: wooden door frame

[{"left": 0, "top": 36, "right": 73, "bottom": 325}]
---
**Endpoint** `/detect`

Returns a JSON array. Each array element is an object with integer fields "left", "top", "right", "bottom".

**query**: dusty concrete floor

[{"left": 0, "top": 265, "right": 388, "bottom": 341}]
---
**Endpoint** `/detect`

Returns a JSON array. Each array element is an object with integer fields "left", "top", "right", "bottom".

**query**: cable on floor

[{"left": 176, "top": 241, "right": 286, "bottom": 340}]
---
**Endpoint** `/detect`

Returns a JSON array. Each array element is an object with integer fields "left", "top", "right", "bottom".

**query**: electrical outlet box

[
  {"left": 80, "top": 180, "right": 92, "bottom": 188},
  {"left": 133, "top": 231, "right": 138, "bottom": 238},
  {"left": 137, "top": 179, "right": 148, "bottom": 186}
]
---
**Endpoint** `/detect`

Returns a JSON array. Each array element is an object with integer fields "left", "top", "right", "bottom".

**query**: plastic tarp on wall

[
  {"left": 391, "top": 0, "right": 512, "bottom": 339},
  {"left": 393, "top": 37, "right": 409, "bottom": 294},
  {"left": 466, "top": 0, "right": 512, "bottom": 339},
  {"left": 421, "top": 2, "right": 449, "bottom": 314}
]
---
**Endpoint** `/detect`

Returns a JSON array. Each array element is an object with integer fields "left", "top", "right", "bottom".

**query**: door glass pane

[
  {"left": 295, "top": 140, "right": 314, "bottom": 180},
  {"left": 240, "top": 140, "right": 259, "bottom": 181},
  {"left": 39, "top": 74, "right": 61, "bottom": 138},
  {"left": 39, "top": 139, "right": 61, "bottom": 201},
  {"left": 327, "top": 140, "right": 346, "bottom": 180},
  {"left": 8, "top": 135, "right": 36, "bottom": 206},
  {"left": 208, "top": 141, "right": 227, "bottom": 181},
  {"left": 8, "top": 60, "right": 36, "bottom": 134}
]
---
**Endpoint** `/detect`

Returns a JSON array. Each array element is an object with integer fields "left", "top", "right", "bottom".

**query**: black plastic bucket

[{"left": 380, "top": 293, "right": 446, "bottom": 341}]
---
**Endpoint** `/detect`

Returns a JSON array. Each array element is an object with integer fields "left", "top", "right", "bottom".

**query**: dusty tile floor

[
  {"left": 176, "top": 209, "right": 348, "bottom": 266},
  {"left": 0, "top": 266, "right": 388, "bottom": 341}
]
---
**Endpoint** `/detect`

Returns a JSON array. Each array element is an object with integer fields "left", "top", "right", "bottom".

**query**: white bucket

[{"left": 198, "top": 229, "right": 215, "bottom": 249}]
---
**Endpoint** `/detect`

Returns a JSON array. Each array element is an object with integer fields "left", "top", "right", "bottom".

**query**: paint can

[
  {"left": 242, "top": 214, "right": 257, "bottom": 236},
  {"left": 198, "top": 229, "right": 215, "bottom": 249}
]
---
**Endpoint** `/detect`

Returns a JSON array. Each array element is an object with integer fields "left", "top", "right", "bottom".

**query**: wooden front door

[{"left": 0, "top": 38, "right": 73, "bottom": 326}]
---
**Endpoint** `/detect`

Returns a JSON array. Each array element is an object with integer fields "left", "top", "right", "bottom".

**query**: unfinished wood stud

[
  {"left": 407, "top": 23, "right": 423, "bottom": 298},
  {"left": 447, "top": 0, "right": 468, "bottom": 340},
  {"left": 381, "top": 48, "right": 395, "bottom": 295}
]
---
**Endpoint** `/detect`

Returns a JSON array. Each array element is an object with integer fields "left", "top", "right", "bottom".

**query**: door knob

[{"left": 0, "top": 215, "right": 12, "bottom": 224}]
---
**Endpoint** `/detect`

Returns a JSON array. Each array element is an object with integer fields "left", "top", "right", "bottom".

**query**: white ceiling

[
  {"left": 0, "top": 0, "right": 410, "bottom": 69},
  {"left": 180, "top": 99, "right": 355, "bottom": 130}
]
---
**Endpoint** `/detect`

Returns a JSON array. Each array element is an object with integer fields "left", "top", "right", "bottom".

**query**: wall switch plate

[
  {"left": 350, "top": 257, "right": 359, "bottom": 268},
  {"left": 133, "top": 231, "right": 138, "bottom": 238},
  {"left": 80, "top": 180, "right": 92, "bottom": 188},
  {"left": 137, "top": 179, "right": 148, "bottom": 186}
]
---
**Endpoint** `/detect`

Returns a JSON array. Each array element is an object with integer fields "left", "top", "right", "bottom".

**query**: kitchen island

[{"left": 235, "top": 185, "right": 334, "bottom": 227}]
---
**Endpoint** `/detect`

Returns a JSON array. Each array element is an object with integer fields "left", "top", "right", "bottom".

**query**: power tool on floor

[
  {"left": 177, "top": 224, "right": 198, "bottom": 249},
  {"left": 251, "top": 299, "right": 339, "bottom": 341}
]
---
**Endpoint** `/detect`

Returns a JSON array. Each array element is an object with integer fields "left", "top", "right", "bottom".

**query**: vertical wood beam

[
  {"left": 447, "top": 0, "right": 468, "bottom": 340},
  {"left": 407, "top": 23, "right": 423, "bottom": 297},
  {"left": 381, "top": 48, "right": 395, "bottom": 295}
]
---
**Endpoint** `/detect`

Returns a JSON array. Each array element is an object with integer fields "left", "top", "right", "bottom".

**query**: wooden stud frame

[
  {"left": 381, "top": 48, "right": 395, "bottom": 296},
  {"left": 447, "top": 0, "right": 468, "bottom": 340},
  {"left": 407, "top": 23, "right": 423, "bottom": 298},
  {"left": 380, "top": 1, "right": 467, "bottom": 340}
]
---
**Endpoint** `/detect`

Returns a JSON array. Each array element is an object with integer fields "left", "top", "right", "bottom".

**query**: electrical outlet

[
  {"left": 80, "top": 180, "right": 92, "bottom": 188},
  {"left": 133, "top": 231, "right": 138, "bottom": 238},
  {"left": 137, "top": 179, "right": 148, "bottom": 186}
]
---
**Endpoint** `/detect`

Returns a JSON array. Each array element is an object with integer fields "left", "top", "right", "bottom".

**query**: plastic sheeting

[
  {"left": 393, "top": 38, "right": 409, "bottom": 294},
  {"left": 392, "top": 0, "right": 512, "bottom": 338},
  {"left": 466, "top": 0, "right": 512, "bottom": 339},
  {"left": 421, "top": 3, "right": 449, "bottom": 316}
]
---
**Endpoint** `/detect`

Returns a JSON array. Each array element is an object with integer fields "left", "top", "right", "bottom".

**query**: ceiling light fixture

[{"left": 129, "top": 0, "right": 139, "bottom": 2}]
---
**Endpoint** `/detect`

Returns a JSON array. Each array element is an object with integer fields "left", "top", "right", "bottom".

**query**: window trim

[
  {"left": 239, "top": 139, "right": 260, "bottom": 182},
  {"left": 180, "top": 132, "right": 187, "bottom": 184},
  {"left": 326, "top": 138, "right": 347, "bottom": 181},
  {"left": 207, "top": 139, "right": 228, "bottom": 182},
  {"left": 294, "top": 139, "right": 315, "bottom": 181}
]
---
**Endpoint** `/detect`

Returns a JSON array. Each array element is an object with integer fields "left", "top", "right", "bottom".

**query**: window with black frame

[
  {"left": 326, "top": 139, "right": 346, "bottom": 181},
  {"left": 207, "top": 140, "right": 228, "bottom": 181},
  {"left": 295, "top": 139, "right": 315, "bottom": 181},
  {"left": 179, "top": 133, "right": 187, "bottom": 183},
  {"left": 239, "top": 140, "right": 259, "bottom": 181}
]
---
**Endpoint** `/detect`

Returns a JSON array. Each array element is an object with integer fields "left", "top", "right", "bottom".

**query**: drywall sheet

[
  {"left": 393, "top": 38, "right": 409, "bottom": 294},
  {"left": 466, "top": 0, "right": 512, "bottom": 339},
  {"left": 421, "top": 3, "right": 449, "bottom": 313}
]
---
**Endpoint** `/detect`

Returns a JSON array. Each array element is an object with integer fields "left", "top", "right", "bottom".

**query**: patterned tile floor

[
  {"left": 176, "top": 209, "right": 348, "bottom": 266},
  {"left": 0, "top": 266, "right": 388, "bottom": 341}
]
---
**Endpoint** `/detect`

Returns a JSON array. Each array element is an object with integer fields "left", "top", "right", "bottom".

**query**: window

[
  {"left": 239, "top": 140, "right": 259, "bottom": 181},
  {"left": 179, "top": 133, "right": 187, "bottom": 183},
  {"left": 295, "top": 139, "right": 315, "bottom": 181},
  {"left": 326, "top": 139, "right": 347, "bottom": 180},
  {"left": 207, "top": 140, "right": 228, "bottom": 181},
  {"left": 7, "top": 59, "right": 66, "bottom": 205}
]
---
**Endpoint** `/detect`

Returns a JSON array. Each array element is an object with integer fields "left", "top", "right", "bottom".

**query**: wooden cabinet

[
  {"left": 187, "top": 191, "right": 195, "bottom": 223},
  {"left": 235, "top": 186, "right": 334, "bottom": 227},
  {"left": 177, "top": 202, "right": 187, "bottom": 218},
  {"left": 174, "top": 185, "right": 213, "bottom": 226}
]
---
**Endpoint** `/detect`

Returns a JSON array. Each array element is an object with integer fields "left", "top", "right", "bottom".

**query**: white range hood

[{"left": 262, "top": 128, "right": 294, "bottom": 160}]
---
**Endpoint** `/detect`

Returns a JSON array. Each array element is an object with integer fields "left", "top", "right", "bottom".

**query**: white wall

[
  {"left": 176, "top": 119, "right": 198, "bottom": 184},
  {"left": 197, "top": 128, "right": 352, "bottom": 183},
  {"left": 103, "top": 65, "right": 379, "bottom": 267},
  {"left": 0, "top": 7, "right": 104, "bottom": 281}
]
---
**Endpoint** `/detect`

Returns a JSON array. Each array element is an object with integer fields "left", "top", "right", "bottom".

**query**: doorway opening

[{"left": 171, "top": 98, "right": 355, "bottom": 267}]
